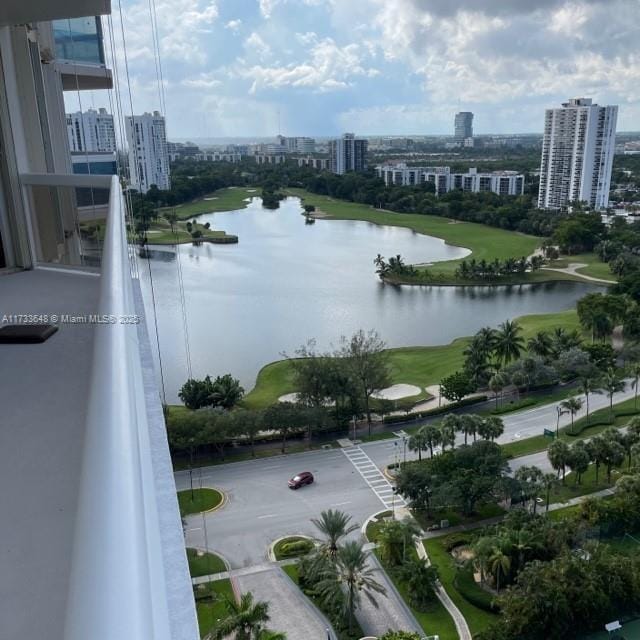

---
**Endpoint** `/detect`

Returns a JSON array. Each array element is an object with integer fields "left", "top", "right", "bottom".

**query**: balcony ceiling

[{"left": 0, "top": 0, "right": 111, "bottom": 27}]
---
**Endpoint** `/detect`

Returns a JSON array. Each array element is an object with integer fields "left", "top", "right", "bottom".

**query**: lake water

[{"left": 137, "top": 196, "right": 602, "bottom": 402}]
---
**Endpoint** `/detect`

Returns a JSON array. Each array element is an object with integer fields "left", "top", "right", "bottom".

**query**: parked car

[{"left": 288, "top": 471, "right": 314, "bottom": 489}]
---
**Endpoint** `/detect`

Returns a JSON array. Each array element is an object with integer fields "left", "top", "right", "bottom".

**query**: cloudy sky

[{"left": 70, "top": 0, "right": 640, "bottom": 138}]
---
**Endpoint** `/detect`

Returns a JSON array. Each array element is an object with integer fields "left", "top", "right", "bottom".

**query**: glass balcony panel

[{"left": 53, "top": 17, "right": 105, "bottom": 65}]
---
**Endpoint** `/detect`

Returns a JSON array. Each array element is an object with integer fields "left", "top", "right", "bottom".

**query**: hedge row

[
  {"left": 278, "top": 539, "right": 314, "bottom": 558},
  {"left": 566, "top": 405, "right": 639, "bottom": 436},
  {"left": 453, "top": 568, "right": 499, "bottom": 613},
  {"left": 382, "top": 395, "right": 489, "bottom": 424},
  {"left": 490, "top": 397, "right": 537, "bottom": 415}
]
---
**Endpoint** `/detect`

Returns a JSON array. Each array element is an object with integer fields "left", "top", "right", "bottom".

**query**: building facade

[
  {"left": 538, "top": 98, "right": 618, "bottom": 211},
  {"left": 125, "top": 111, "right": 170, "bottom": 193},
  {"left": 454, "top": 112, "right": 474, "bottom": 141},
  {"left": 67, "top": 107, "right": 116, "bottom": 153},
  {"left": 296, "top": 156, "right": 329, "bottom": 170},
  {"left": 329, "top": 133, "right": 368, "bottom": 175},
  {"left": 376, "top": 164, "right": 525, "bottom": 196}
]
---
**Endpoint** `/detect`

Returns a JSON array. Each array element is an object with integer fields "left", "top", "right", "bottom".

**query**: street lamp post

[
  {"left": 556, "top": 405, "right": 566, "bottom": 438},
  {"left": 352, "top": 415, "right": 357, "bottom": 441},
  {"left": 402, "top": 436, "right": 407, "bottom": 466}
]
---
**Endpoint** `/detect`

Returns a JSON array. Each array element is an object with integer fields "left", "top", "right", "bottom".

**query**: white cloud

[
  {"left": 239, "top": 37, "right": 379, "bottom": 93},
  {"left": 244, "top": 31, "right": 272, "bottom": 60},
  {"left": 225, "top": 19, "right": 242, "bottom": 31},
  {"left": 181, "top": 72, "right": 222, "bottom": 88}
]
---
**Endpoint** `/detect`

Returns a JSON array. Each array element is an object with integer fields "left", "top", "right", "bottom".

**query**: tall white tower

[
  {"left": 125, "top": 111, "right": 170, "bottom": 193},
  {"left": 66, "top": 108, "right": 116, "bottom": 153},
  {"left": 538, "top": 98, "right": 618, "bottom": 211}
]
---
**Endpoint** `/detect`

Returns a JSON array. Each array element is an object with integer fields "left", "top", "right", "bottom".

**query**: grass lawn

[
  {"left": 187, "top": 548, "right": 227, "bottom": 577},
  {"left": 194, "top": 579, "right": 235, "bottom": 638},
  {"left": 548, "top": 252, "right": 616, "bottom": 282},
  {"left": 178, "top": 488, "right": 223, "bottom": 515},
  {"left": 282, "top": 564, "right": 365, "bottom": 640},
  {"left": 423, "top": 537, "right": 498, "bottom": 637},
  {"left": 603, "top": 532, "right": 640, "bottom": 555},
  {"left": 243, "top": 309, "right": 582, "bottom": 409},
  {"left": 143, "top": 217, "right": 237, "bottom": 245},
  {"left": 160, "top": 187, "right": 257, "bottom": 219},
  {"left": 364, "top": 510, "right": 393, "bottom": 543},
  {"left": 373, "top": 548, "right": 459, "bottom": 640},
  {"left": 414, "top": 503, "right": 505, "bottom": 530},
  {"left": 549, "top": 462, "right": 622, "bottom": 503},
  {"left": 289, "top": 189, "right": 541, "bottom": 278}
]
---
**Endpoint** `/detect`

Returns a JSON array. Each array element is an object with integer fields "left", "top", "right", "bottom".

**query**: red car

[{"left": 288, "top": 471, "right": 314, "bottom": 489}]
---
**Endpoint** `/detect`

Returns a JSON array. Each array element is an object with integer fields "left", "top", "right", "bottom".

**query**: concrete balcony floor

[{"left": 0, "top": 266, "right": 99, "bottom": 639}]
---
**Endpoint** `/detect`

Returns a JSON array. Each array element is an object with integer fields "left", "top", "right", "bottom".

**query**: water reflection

[{"left": 138, "top": 196, "right": 604, "bottom": 401}]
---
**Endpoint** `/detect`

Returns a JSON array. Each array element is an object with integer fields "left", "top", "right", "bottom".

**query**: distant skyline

[{"left": 65, "top": 0, "right": 640, "bottom": 138}]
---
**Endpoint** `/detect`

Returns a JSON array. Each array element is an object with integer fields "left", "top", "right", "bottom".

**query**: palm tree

[
  {"left": 208, "top": 592, "right": 270, "bottom": 640},
  {"left": 488, "top": 548, "right": 511, "bottom": 592},
  {"left": 440, "top": 414, "right": 459, "bottom": 451},
  {"left": 209, "top": 374, "right": 245, "bottom": 409},
  {"left": 560, "top": 396, "right": 583, "bottom": 430},
  {"left": 316, "top": 541, "right": 386, "bottom": 635},
  {"left": 548, "top": 439, "right": 571, "bottom": 484},
  {"left": 630, "top": 362, "right": 640, "bottom": 410},
  {"left": 408, "top": 431, "right": 428, "bottom": 462},
  {"left": 478, "top": 416, "right": 504, "bottom": 442},
  {"left": 376, "top": 518, "right": 420, "bottom": 566},
  {"left": 311, "top": 509, "right": 358, "bottom": 559},
  {"left": 165, "top": 210, "right": 179, "bottom": 233},
  {"left": 542, "top": 472, "right": 558, "bottom": 513},
  {"left": 494, "top": 319, "right": 525, "bottom": 366},
  {"left": 527, "top": 331, "right": 553, "bottom": 359},
  {"left": 600, "top": 367, "right": 626, "bottom": 421},
  {"left": 488, "top": 373, "right": 507, "bottom": 410},
  {"left": 578, "top": 375, "right": 600, "bottom": 424},
  {"left": 418, "top": 424, "right": 441, "bottom": 458},
  {"left": 459, "top": 413, "right": 481, "bottom": 444}
]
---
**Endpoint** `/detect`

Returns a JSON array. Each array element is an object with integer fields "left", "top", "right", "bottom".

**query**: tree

[
  {"left": 262, "top": 402, "right": 305, "bottom": 453},
  {"left": 494, "top": 319, "right": 525, "bottom": 366},
  {"left": 541, "top": 472, "right": 558, "bottom": 512},
  {"left": 398, "top": 557, "right": 439, "bottom": 609},
  {"left": 599, "top": 367, "right": 626, "bottom": 420},
  {"left": 567, "top": 441, "right": 590, "bottom": 484},
  {"left": 459, "top": 413, "right": 482, "bottom": 445},
  {"left": 417, "top": 423, "right": 441, "bottom": 458},
  {"left": 407, "top": 430, "right": 428, "bottom": 461},
  {"left": 488, "top": 548, "right": 511, "bottom": 592},
  {"left": 630, "top": 361, "right": 640, "bottom": 410},
  {"left": 440, "top": 370, "right": 474, "bottom": 403},
  {"left": 489, "top": 372, "right": 508, "bottom": 410},
  {"left": 232, "top": 408, "right": 262, "bottom": 457},
  {"left": 578, "top": 375, "right": 600, "bottom": 424},
  {"left": 339, "top": 330, "right": 391, "bottom": 434},
  {"left": 315, "top": 541, "right": 386, "bottom": 635},
  {"left": 165, "top": 210, "right": 178, "bottom": 233},
  {"left": 255, "top": 631, "right": 287, "bottom": 640},
  {"left": 478, "top": 416, "right": 504, "bottom": 442},
  {"left": 377, "top": 517, "right": 420, "bottom": 566},
  {"left": 208, "top": 591, "right": 270, "bottom": 640},
  {"left": 440, "top": 414, "right": 459, "bottom": 451},
  {"left": 515, "top": 465, "right": 544, "bottom": 513},
  {"left": 209, "top": 373, "right": 245, "bottom": 409},
  {"left": 527, "top": 331, "right": 553, "bottom": 360},
  {"left": 547, "top": 439, "right": 571, "bottom": 484},
  {"left": 310, "top": 509, "right": 358, "bottom": 559},
  {"left": 179, "top": 375, "right": 215, "bottom": 410},
  {"left": 559, "top": 396, "right": 583, "bottom": 430},
  {"left": 601, "top": 434, "right": 625, "bottom": 483}
]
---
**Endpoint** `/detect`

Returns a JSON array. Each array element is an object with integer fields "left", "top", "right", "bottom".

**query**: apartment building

[
  {"left": 376, "top": 163, "right": 525, "bottom": 196},
  {"left": 0, "top": 4, "right": 197, "bottom": 640},
  {"left": 538, "top": 98, "right": 618, "bottom": 210},
  {"left": 329, "top": 133, "right": 368, "bottom": 175},
  {"left": 296, "top": 156, "right": 329, "bottom": 170},
  {"left": 125, "top": 111, "right": 171, "bottom": 193},
  {"left": 66, "top": 107, "right": 116, "bottom": 152}
]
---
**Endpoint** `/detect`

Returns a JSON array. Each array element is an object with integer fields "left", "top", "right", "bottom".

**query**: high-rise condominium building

[
  {"left": 538, "top": 98, "right": 618, "bottom": 211},
  {"left": 454, "top": 112, "right": 474, "bottom": 141},
  {"left": 125, "top": 111, "right": 170, "bottom": 193},
  {"left": 67, "top": 107, "right": 116, "bottom": 153},
  {"left": 329, "top": 133, "right": 368, "bottom": 175}
]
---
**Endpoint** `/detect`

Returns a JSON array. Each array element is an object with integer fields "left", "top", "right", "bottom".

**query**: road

[{"left": 176, "top": 384, "right": 635, "bottom": 636}]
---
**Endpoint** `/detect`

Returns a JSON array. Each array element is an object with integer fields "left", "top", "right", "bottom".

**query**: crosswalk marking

[{"left": 342, "top": 446, "right": 407, "bottom": 509}]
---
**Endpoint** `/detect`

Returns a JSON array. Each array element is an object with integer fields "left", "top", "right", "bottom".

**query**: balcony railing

[
  {"left": 53, "top": 16, "right": 105, "bottom": 65},
  {"left": 61, "top": 175, "right": 173, "bottom": 639}
]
